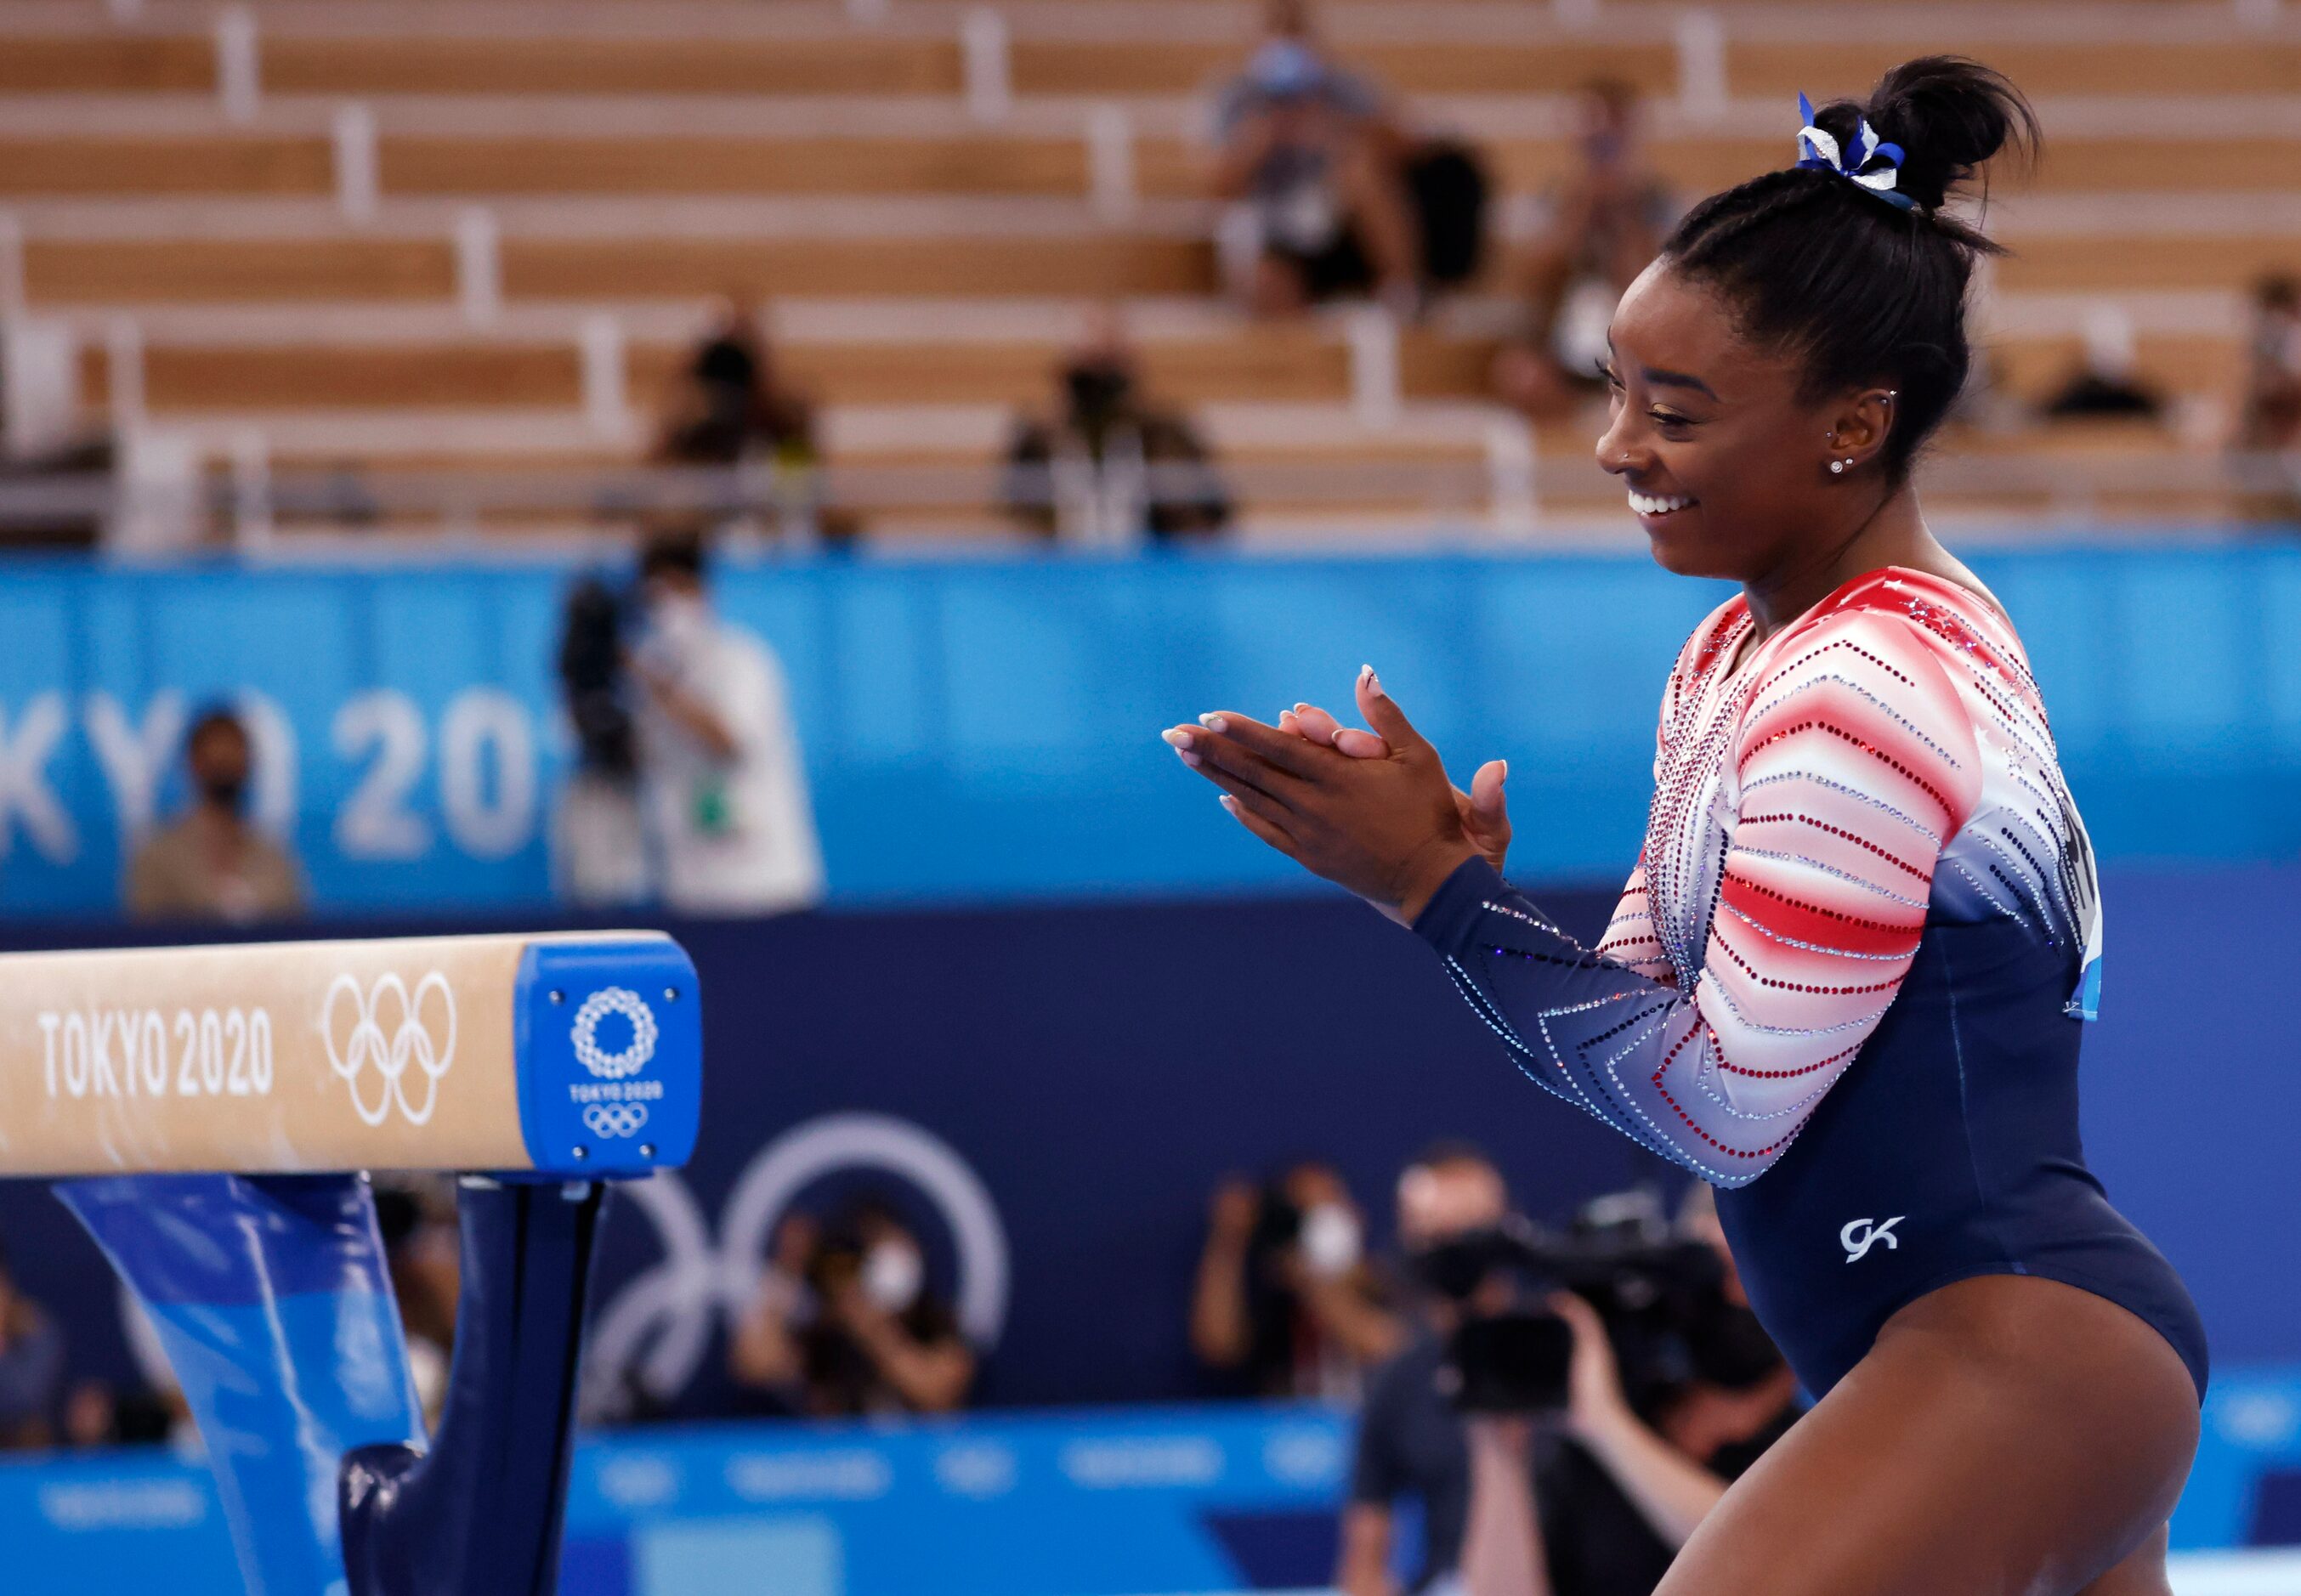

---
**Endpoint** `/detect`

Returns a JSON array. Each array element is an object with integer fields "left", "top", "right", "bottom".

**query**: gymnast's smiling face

[{"left": 1595, "top": 261, "right": 1860, "bottom": 586}]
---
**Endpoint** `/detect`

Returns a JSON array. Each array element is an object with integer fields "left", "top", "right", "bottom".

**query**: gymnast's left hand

[{"left": 1163, "top": 665, "right": 1480, "bottom": 925}]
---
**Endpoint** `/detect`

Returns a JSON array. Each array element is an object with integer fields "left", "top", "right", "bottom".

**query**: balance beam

[{"left": 12, "top": 930, "right": 702, "bottom": 1596}]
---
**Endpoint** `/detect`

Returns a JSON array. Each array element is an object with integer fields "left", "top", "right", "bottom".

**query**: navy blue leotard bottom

[{"left": 1710, "top": 911, "right": 2208, "bottom": 1402}]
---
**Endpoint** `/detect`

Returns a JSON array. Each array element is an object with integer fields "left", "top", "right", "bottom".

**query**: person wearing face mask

[
  {"left": 1190, "top": 1162, "right": 1402, "bottom": 1402},
  {"left": 624, "top": 529, "right": 824, "bottom": 917},
  {"left": 1002, "top": 311, "right": 1230, "bottom": 546},
  {"left": 731, "top": 1197, "right": 974, "bottom": 1418},
  {"left": 125, "top": 706, "right": 306, "bottom": 923}
]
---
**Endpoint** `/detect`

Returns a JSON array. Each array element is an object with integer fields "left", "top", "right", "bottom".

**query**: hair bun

[{"left": 1833, "top": 55, "right": 2039, "bottom": 214}]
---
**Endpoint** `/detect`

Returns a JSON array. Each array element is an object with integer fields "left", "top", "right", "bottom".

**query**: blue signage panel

[
  {"left": 0, "top": 544, "right": 2294, "bottom": 916},
  {"left": 0, "top": 1382, "right": 2294, "bottom": 1595}
]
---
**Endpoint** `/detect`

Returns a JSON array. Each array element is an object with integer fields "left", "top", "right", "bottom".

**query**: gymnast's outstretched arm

[{"left": 1167, "top": 614, "right": 1981, "bottom": 1187}]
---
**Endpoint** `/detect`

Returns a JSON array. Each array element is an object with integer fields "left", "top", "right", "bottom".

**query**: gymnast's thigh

[{"left": 1651, "top": 1277, "right": 2198, "bottom": 1596}]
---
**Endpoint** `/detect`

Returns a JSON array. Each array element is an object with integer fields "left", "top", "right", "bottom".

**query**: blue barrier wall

[
  {"left": 0, "top": 542, "right": 2296, "bottom": 915},
  {"left": 1, "top": 862, "right": 2292, "bottom": 1421},
  {"left": 5, "top": 1382, "right": 2301, "bottom": 1593}
]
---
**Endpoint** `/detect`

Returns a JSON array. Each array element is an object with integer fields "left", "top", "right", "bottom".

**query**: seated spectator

[
  {"left": 1191, "top": 1162, "right": 1401, "bottom": 1402},
  {"left": 2037, "top": 303, "right": 2163, "bottom": 422},
  {"left": 126, "top": 706, "right": 305, "bottom": 924},
  {"left": 1341, "top": 1154, "right": 1799, "bottom": 1596},
  {"left": 0, "top": 1240, "right": 62, "bottom": 1450},
  {"left": 2238, "top": 274, "right": 2301, "bottom": 450},
  {"left": 374, "top": 1177, "right": 462, "bottom": 1430},
  {"left": 728, "top": 1195, "right": 973, "bottom": 1417},
  {"left": 651, "top": 300, "right": 845, "bottom": 546},
  {"left": 1002, "top": 312, "right": 1231, "bottom": 545},
  {"left": 1212, "top": 0, "right": 1487, "bottom": 319},
  {"left": 2234, "top": 274, "right": 2301, "bottom": 523},
  {"left": 1493, "top": 81, "right": 1675, "bottom": 423}
]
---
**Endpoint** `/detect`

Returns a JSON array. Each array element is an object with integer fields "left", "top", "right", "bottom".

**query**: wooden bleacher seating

[{"left": 0, "top": 0, "right": 2289, "bottom": 542}]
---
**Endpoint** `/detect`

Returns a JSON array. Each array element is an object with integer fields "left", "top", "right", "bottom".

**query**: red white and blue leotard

[{"left": 1414, "top": 568, "right": 2207, "bottom": 1398}]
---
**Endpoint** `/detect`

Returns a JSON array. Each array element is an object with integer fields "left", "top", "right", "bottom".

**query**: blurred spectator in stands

[
  {"left": 728, "top": 1196, "right": 973, "bottom": 1417},
  {"left": 2037, "top": 303, "right": 2163, "bottom": 422},
  {"left": 60, "top": 1377, "right": 176, "bottom": 1449},
  {"left": 1341, "top": 1155, "right": 1799, "bottom": 1596},
  {"left": 0, "top": 323, "right": 116, "bottom": 550},
  {"left": 126, "top": 706, "right": 306, "bottom": 924},
  {"left": 2234, "top": 274, "right": 2301, "bottom": 524},
  {"left": 652, "top": 300, "right": 850, "bottom": 547},
  {"left": 626, "top": 529, "right": 824, "bottom": 916},
  {"left": 0, "top": 1239, "right": 61, "bottom": 1450},
  {"left": 2241, "top": 274, "right": 2301, "bottom": 449},
  {"left": 1192, "top": 1161, "right": 1401, "bottom": 1403},
  {"left": 1211, "top": 0, "right": 1486, "bottom": 320},
  {"left": 1493, "top": 82, "right": 1675, "bottom": 424},
  {"left": 1003, "top": 310, "right": 1231, "bottom": 545},
  {"left": 374, "top": 1177, "right": 461, "bottom": 1430}
]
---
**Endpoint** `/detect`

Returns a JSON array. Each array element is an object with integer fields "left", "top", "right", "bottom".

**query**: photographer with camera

[
  {"left": 1342, "top": 1153, "right": 1800, "bottom": 1596},
  {"left": 1191, "top": 1162, "right": 1402, "bottom": 1401},
  {"left": 728, "top": 1195, "right": 975, "bottom": 1418},
  {"left": 552, "top": 529, "right": 824, "bottom": 915}
]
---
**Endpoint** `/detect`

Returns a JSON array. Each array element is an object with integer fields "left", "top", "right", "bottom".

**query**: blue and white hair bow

[{"left": 1793, "top": 93, "right": 1916, "bottom": 212}]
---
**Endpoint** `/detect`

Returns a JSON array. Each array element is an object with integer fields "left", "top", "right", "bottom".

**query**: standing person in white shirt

[{"left": 627, "top": 531, "right": 825, "bottom": 915}]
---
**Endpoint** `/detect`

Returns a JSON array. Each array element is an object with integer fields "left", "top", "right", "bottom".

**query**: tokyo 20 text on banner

[
  {"left": 0, "top": 931, "right": 700, "bottom": 1180},
  {"left": 4, "top": 931, "right": 702, "bottom": 1596}
]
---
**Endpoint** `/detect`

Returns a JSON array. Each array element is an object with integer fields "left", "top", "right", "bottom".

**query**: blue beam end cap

[{"left": 513, "top": 937, "right": 701, "bottom": 1180}]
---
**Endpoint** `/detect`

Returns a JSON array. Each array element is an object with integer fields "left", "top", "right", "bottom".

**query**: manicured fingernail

[
  {"left": 1199, "top": 713, "right": 1228, "bottom": 733},
  {"left": 1293, "top": 703, "right": 1309, "bottom": 713},
  {"left": 1218, "top": 795, "right": 1239, "bottom": 816},
  {"left": 1162, "top": 727, "right": 1194, "bottom": 750},
  {"left": 1179, "top": 750, "right": 1202, "bottom": 767},
  {"left": 1498, "top": 761, "right": 1508, "bottom": 783},
  {"left": 1362, "top": 665, "right": 1382, "bottom": 694}
]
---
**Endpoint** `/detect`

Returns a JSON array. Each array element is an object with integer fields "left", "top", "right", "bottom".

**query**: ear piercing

[{"left": 1830, "top": 460, "right": 1846, "bottom": 474}]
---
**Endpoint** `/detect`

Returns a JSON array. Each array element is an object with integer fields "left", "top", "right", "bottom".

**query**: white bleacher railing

[
  {"left": 104, "top": 318, "right": 145, "bottom": 433},
  {"left": 214, "top": 5, "right": 260, "bottom": 127},
  {"left": 333, "top": 104, "right": 382, "bottom": 226},
  {"left": 579, "top": 314, "right": 634, "bottom": 439},
  {"left": 1088, "top": 105, "right": 1138, "bottom": 225},
  {"left": 1675, "top": 11, "right": 1729, "bottom": 122},
  {"left": 0, "top": 450, "right": 2292, "bottom": 556},
  {"left": 962, "top": 8, "right": 1013, "bottom": 125},
  {"left": 1345, "top": 307, "right": 1403, "bottom": 432},
  {"left": 0, "top": 212, "right": 23, "bottom": 320},
  {"left": 456, "top": 208, "right": 505, "bottom": 328}
]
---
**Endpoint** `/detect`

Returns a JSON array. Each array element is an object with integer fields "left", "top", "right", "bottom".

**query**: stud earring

[{"left": 1830, "top": 459, "right": 1847, "bottom": 475}]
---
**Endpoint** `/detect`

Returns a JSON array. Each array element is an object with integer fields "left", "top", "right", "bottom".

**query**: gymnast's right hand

[{"left": 1279, "top": 692, "right": 1512, "bottom": 877}]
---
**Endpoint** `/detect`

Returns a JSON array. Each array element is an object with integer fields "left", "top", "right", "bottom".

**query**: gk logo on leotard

[
  {"left": 1840, "top": 1215, "right": 1904, "bottom": 1264},
  {"left": 322, "top": 972, "right": 456, "bottom": 1128}
]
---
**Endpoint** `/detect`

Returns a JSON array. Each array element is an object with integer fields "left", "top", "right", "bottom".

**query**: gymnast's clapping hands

[{"left": 1162, "top": 665, "right": 1511, "bottom": 925}]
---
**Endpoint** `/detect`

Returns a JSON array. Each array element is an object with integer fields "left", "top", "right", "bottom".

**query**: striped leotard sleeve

[{"left": 1414, "top": 609, "right": 1985, "bottom": 1186}]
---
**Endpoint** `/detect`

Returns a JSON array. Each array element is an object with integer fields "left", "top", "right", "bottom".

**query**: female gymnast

[{"left": 1164, "top": 58, "right": 2205, "bottom": 1596}]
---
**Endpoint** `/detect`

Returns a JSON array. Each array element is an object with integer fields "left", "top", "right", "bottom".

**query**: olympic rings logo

[
  {"left": 583, "top": 1102, "right": 651, "bottom": 1139},
  {"left": 572, "top": 988, "right": 658, "bottom": 1079},
  {"left": 321, "top": 971, "right": 456, "bottom": 1128}
]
